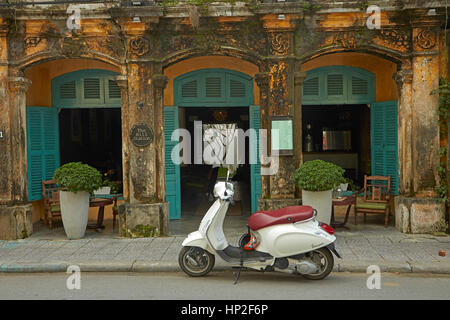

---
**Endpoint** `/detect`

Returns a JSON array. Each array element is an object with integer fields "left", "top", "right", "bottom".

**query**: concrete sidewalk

[{"left": 1, "top": 225, "right": 450, "bottom": 274}]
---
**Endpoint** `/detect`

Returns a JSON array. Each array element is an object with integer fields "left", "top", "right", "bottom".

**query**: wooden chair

[
  {"left": 42, "top": 179, "right": 62, "bottom": 229},
  {"left": 355, "top": 175, "right": 391, "bottom": 227}
]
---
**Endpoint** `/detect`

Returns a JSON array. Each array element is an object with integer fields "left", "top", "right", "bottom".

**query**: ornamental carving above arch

[
  {"left": 415, "top": 29, "right": 436, "bottom": 50},
  {"left": 268, "top": 32, "right": 290, "bottom": 56},
  {"left": 129, "top": 36, "right": 150, "bottom": 57},
  {"left": 330, "top": 29, "right": 412, "bottom": 53}
]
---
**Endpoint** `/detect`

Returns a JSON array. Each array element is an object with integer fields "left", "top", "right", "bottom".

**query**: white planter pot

[
  {"left": 60, "top": 190, "right": 90, "bottom": 239},
  {"left": 302, "top": 189, "right": 333, "bottom": 224}
]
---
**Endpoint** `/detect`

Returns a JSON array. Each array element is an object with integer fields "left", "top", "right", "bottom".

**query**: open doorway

[
  {"left": 58, "top": 108, "right": 123, "bottom": 193},
  {"left": 302, "top": 104, "right": 371, "bottom": 189},
  {"left": 179, "top": 107, "right": 252, "bottom": 218}
]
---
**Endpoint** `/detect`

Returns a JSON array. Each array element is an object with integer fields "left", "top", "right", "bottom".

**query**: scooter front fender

[{"left": 182, "top": 231, "right": 215, "bottom": 255}]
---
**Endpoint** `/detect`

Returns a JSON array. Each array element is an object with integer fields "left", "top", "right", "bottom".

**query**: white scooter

[{"left": 179, "top": 170, "right": 342, "bottom": 281}]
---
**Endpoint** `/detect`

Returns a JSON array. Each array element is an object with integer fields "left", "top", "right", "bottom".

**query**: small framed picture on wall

[{"left": 271, "top": 116, "right": 293, "bottom": 156}]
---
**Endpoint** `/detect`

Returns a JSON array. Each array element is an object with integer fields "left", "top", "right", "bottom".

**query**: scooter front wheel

[{"left": 179, "top": 246, "right": 215, "bottom": 277}]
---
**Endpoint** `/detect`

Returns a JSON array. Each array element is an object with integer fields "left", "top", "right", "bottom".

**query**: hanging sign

[{"left": 130, "top": 123, "right": 154, "bottom": 147}]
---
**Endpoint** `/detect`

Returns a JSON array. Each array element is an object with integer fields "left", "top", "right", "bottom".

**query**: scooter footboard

[{"left": 217, "top": 245, "right": 273, "bottom": 264}]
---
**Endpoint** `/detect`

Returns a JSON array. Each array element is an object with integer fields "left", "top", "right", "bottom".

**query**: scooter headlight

[{"left": 213, "top": 181, "right": 234, "bottom": 200}]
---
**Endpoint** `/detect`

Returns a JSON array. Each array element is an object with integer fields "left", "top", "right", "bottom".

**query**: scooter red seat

[{"left": 248, "top": 206, "right": 314, "bottom": 231}]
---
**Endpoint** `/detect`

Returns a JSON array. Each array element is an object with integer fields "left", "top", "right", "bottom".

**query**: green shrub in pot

[
  {"left": 53, "top": 162, "right": 102, "bottom": 239},
  {"left": 53, "top": 162, "right": 103, "bottom": 194},
  {"left": 292, "top": 160, "right": 346, "bottom": 224},
  {"left": 292, "top": 159, "right": 346, "bottom": 192}
]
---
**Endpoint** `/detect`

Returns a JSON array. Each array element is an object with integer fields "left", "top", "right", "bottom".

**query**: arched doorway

[
  {"left": 25, "top": 60, "right": 122, "bottom": 225},
  {"left": 301, "top": 64, "right": 398, "bottom": 194},
  {"left": 164, "top": 68, "right": 261, "bottom": 219}
]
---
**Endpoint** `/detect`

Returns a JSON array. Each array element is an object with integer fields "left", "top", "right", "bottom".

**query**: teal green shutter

[
  {"left": 303, "top": 66, "right": 375, "bottom": 105},
  {"left": 164, "top": 106, "right": 181, "bottom": 219},
  {"left": 52, "top": 69, "right": 120, "bottom": 108},
  {"left": 174, "top": 69, "right": 253, "bottom": 107},
  {"left": 250, "top": 106, "right": 262, "bottom": 212},
  {"left": 26, "top": 107, "right": 60, "bottom": 201},
  {"left": 371, "top": 101, "right": 398, "bottom": 195}
]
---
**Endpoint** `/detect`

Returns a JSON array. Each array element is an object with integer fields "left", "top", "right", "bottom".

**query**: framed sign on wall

[{"left": 271, "top": 116, "right": 294, "bottom": 156}]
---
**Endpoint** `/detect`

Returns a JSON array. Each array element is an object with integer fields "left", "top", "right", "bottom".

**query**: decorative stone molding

[
  {"left": 332, "top": 32, "right": 357, "bottom": 49},
  {"left": 376, "top": 29, "right": 411, "bottom": 52},
  {"left": 24, "top": 37, "right": 41, "bottom": 48},
  {"left": 268, "top": 61, "right": 289, "bottom": 109},
  {"left": 114, "top": 75, "right": 128, "bottom": 90},
  {"left": 129, "top": 36, "right": 150, "bottom": 57},
  {"left": 61, "top": 37, "right": 89, "bottom": 57},
  {"left": 152, "top": 74, "right": 169, "bottom": 90},
  {"left": 8, "top": 77, "right": 32, "bottom": 93},
  {"left": 394, "top": 68, "right": 413, "bottom": 86},
  {"left": 415, "top": 29, "right": 436, "bottom": 50},
  {"left": 254, "top": 72, "right": 270, "bottom": 90},
  {"left": 294, "top": 72, "right": 307, "bottom": 86},
  {"left": 268, "top": 32, "right": 290, "bottom": 55}
]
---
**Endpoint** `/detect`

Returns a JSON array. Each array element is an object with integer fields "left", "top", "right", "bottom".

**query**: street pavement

[
  {"left": 1, "top": 272, "right": 450, "bottom": 300},
  {"left": 0, "top": 223, "right": 450, "bottom": 274}
]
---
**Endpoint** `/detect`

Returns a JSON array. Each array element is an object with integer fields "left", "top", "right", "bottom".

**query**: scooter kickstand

[
  {"left": 233, "top": 251, "right": 244, "bottom": 285},
  {"left": 233, "top": 266, "right": 242, "bottom": 285}
]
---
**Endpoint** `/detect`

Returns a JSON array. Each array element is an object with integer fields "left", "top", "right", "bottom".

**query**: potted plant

[
  {"left": 53, "top": 162, "right": 102, "bottom": 239},
  {"left": 94, "top": 178, "right": 119, "bottom": 196},
  {"left": 292, "top": 160, "right": 346, "bottom": 224}
]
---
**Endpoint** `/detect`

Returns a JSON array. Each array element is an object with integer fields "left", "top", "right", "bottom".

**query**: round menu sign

[{"left": 130, "top": 123, "right": 154, "bottom": 147}]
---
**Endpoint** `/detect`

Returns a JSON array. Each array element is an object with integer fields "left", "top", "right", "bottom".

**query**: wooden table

[
  {"left": 330, "top": 196, "right": 356, "bottom": 229},
  {"left": 87, "top": 198, "right": 114, "bottom": 230},
  {"left": 91, "top": 194, "right": 123, "bottom": 228}
]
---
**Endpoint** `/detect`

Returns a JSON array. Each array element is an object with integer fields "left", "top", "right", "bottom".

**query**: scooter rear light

[{"left": 319, "top": 222, "right": 334, "bottom": 235}]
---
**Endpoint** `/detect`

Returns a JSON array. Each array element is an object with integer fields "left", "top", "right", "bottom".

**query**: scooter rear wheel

[
  {"left": 301, "top": 247, "right": 334, "bottom": 280},
  {"left": 179, "top": 246, "right": 215, "bottom": 277}
]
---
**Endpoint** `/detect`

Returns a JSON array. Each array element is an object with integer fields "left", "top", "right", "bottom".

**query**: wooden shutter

[
  {"left": 82, "top": 78, "right": 103, "bottom": 104},
  {"left": 250, "top": 106, "right": 262, "bottom": 212},
  {"left": 383, "top": 101, "right": 399, "bottom": 195},
  {"left": 230, "top": 79, "right": 246, "bottom": 98},
  {"left": 181, "top": 80, "right": 198, "bottom": 98},
  {"left": 105, "top": 78, "right": 122, "bottom": 106},
  {"left": 228, "top": 74, "right": 252, "bottom": 105},
  {"left": 174, "top": 69, "right": 253, "bottom": 107},
  {"left": 205, "top": 77, "right": 222, "bottom": 98},
  {"left": 164, "top": 106, "right": 181, "bottom": 219},
  {"left": 58, "top": 80, "right": 77, "bottom": 107},
  {"left": 371, "top": 101, "right": 398, "bottom": 195},
  {"left": 327, "top": 74, "right": 344, "bottom": 96},
  {"left": 53, "top": 70, "right": 121, "bottom": 108},
  {"left": 26, "top": 108, "right": 44, "bottom": 201},
  {"left": 302, "top": 66, "right": 375, "bottom": 105},
  {"left": 326, "top": 73, "right": 346, "bottom": 103},
  {"left": 303, "top": 77, "right": 320, "bottom": 97},
  {"left": 349, "top": 72, "right": 375, "bottom": 103},
  {"left": 203, "top": 74, "right": 225, "bottom": 103},
  {"left": 26, "top": 107, "right": 60, "bottom": 201}
]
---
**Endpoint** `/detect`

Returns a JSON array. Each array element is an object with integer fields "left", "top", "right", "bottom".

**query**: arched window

[
  {"left": 302, "top": 66, "right": 376, "bottom": 105},
  {"left": 174, "top": 68, "right": 253, "bottom": 107},
  {"left": 52, "top": 69, "right": 121, "bottom": 108}
]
